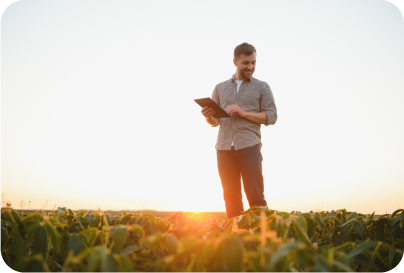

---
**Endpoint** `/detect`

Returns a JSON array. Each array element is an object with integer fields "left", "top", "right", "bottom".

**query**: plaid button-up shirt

[{"left": 211, "top": 75, "right": 277, "bottom": 150}]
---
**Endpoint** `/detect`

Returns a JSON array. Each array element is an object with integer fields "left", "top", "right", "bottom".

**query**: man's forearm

[
  {"left": 243, "top": 111, "right": 267, "bottom": 124},
  {"left": 206, "top": 116, "right": 220, "bottom": 127}
]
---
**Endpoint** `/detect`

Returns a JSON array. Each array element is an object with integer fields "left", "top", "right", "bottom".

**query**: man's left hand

[{"left": 227, "top": 104, "right": 246, "bottom": 118}]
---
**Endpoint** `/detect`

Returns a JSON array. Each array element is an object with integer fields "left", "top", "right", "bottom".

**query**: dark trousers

[{"left": 217, "top": 144, "right": 267, "bottom": 219}]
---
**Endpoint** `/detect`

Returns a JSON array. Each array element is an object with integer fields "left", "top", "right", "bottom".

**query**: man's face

[{"left": 233, "top": 52, "right": 256, "bottom": 80}]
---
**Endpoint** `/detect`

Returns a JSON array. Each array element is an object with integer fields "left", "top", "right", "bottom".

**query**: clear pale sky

[{"left": 1, "top": 0, "right": 404, "bottom": 215}]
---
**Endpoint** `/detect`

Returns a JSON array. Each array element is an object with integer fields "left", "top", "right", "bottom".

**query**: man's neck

[
  {"left": 234, "top": 73, "right": 251, "bottom": 82},
  {"left": 234, "top": 72, "right": 245, "bottom": 81}
]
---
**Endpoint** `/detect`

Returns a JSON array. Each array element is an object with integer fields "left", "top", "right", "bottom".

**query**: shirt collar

[{"left": 232, "top": 74, "right": 252, "bottom": 83}]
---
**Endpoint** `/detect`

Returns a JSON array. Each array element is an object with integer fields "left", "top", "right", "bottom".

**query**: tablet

[{"left": 194, "top": 97, "right": 230, "bottom": 118}]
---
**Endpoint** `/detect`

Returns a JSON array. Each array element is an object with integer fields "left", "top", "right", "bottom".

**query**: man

[{"left": 201, "top": 43, "right": 277, "bottom": 219}]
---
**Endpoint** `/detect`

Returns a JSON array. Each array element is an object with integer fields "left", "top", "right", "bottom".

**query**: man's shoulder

[
  {"left": 215, "top": 78, "right": 232, "bottom": 87},
  {"left": 213, "top": 78, "right": 232, "bottom": 93},
  {"left": 251, "top": 77, "right": 269, "bottom": 87}
]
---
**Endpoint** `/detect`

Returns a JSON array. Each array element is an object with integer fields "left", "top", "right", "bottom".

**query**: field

[
  {"left": 1, "top": 206, "right": 403, "bottom": 272},
  {"left": 16, "top": 209, "right": 228, "bottom": 220}
]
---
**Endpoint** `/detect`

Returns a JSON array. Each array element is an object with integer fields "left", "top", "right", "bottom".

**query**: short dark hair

[{"left": 234, "top": 43, "right": 256, "bottom": 60}]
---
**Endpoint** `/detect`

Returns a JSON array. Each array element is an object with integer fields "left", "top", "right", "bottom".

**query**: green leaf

[
  {"left": 3, "top": 210, "right": 26, "bottom": 255},
  {"left": 292, "top": 216, "right": 311, "bottom": 245},
  {"left": 393, "top": 239, "right": 404, "bottom": 248},
  {"left": 341, "top": 216, "right": 363, "bottom": 227},
  {"left": 156, "top": 220, "right": 167, "bottom": 232},
  {"left": 391, "top": 209, "right": 404, "bottom": 218},
  {"left": 333, "top": 260, "right": 354, "bottom": 272},
  {"left": 348, "top": 212, "right": 357, "bottom": 220},
  {"left": 369, "top": 211, "right": 375, "bottom": 221},
  {"left": 130, "top": 224, "right": 145, "bottom": 239},
  {"left": 122, "top": 214, "right": 133, "bottom": 224},
  {"left": 313, "top": 255, "right": 330, "bottom": 271},
  {"left": 101, "top": 215, "right": 109, "bottom": 228},
  {"left": 195, "top": 241, "right": 215, "bottom": 271},
  {"left": 80, "top": 227, "right": 98, "bottom": 247},
  {"left": 165, "top": 234, "right": 177, "bottom": 255},
  {"left": 129, "top": 217, "right": 139, "bottom": 225},
  {"left": 86, "top": 214, "right": 94, "bottom": 227},
  {"left": 375, "top": 220, "right": 385, "bottom": 241},
  {"left": 300, "top": 213, "right": 311, "bottom": 218},
  {"left": 22, "top": 213, "right": 44, "bottom": 225},
  {"left": 314, "top": 215, "right": 326, "bottom": 237},
  {"left": 73, "top": 212, "right": 85, "bottom": 231},
  {"left": 210, "top": 235, "right": 243, "bottom": 272},
  {"left": 392, "top": 214, "right": 404, "bottom": 226},
  {"left": 344, "top": 223, "right": 354, "bottom": 238},
  {"left": 267, "top": 240, "right": 305, "bottom": 271},
  {"left": 93, "top": 214, "right": 100, "bottom": 227},
  {"left": 324, "top": 212, "right": 337, "bottom": 221},
  {"left": 48, "top": 218, "right": 65, "bottom": 228},
  {"left": 340, "top": 213, "right": 347, "bottom": 224},
  {"left": 341, "top": 209, "right": 347, "bottom": 215},
  {"left": 44, "top": 219, "right": 60, "bottom": 252},
  {"left": 101, "top": 253, "right": 118, "bottom": 272},
  {"left": 112, "top": 225, "right": 128, "bottom": 254},
  {"left": 33, "top": 224, "right": 47, "bottom": 258},
  {"left": 140, "top": 213, "right": 156, "bottom": 222},
  {"left": 121, "top": 245, "right": 141, "bottom": 256},
  {"left": 307, "top": 218, "right": 316, "bottom": 239},
  {"left": 335, "top": 242, "right": 354, "bottom": 252},
  {"left": 148, "top": 221, "right": 160, "bottom": 235},
  {"left": 0, "top": 227, "right": 10, "bottom": 253},
  {"left": 140, "top": 233, "right": 162, "bottom": 250},
  {"left": 389, "top": 245, "right": 395, "bottom": 270},
  {"left": 119, "top": 255, "right": 133, "bottom": 272},
  {"left": 87, "top": 246, "right": 107, "bottom": 272},
  {"left": 390, "top": 221, "right": 400, "bottom": 236},
  {"left": 76, "top": 210, "right": 85, "bottom": 217},
  {"left": 10, "top": 210, "right": 25, "bottom": 236},
  {"left": 354, "top": 220, "right": 364, "bottom": 238},
  {"left": 237, "top": 214, "right": 249, "bottom": 228},
  {"left": 60, "top": 232, "right": 70, "bottom": 261},
  {"left": 276, "top": 212, "right": 290, "bottom": 219},
  {"left": 334, "top": 235, "right": 343, "bottom": 247},
  {"left": 353, "top": 253, "right": 379, "bottom": 271},
  {"left": 12, "top": 255, "right": 50, "bottom": 272},
  {"left": 68, "top": 234, "right": 84, "bottom": 256},
  {"left": 57, "top": 207, "right": 67, "bottom": 214},
  {"left": 349, "top": 241, "right": 379, "bottom": 257}
]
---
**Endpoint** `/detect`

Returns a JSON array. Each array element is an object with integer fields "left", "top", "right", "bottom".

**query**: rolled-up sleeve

[
  {"left": 261, "top": 83, "right": 277, "bottom": 126},
  {"left": 210, "top": 84, "right": 221, "bottom": 127},
  {"left": 211, "top": 84, "right": 220, "bottom": 105}
]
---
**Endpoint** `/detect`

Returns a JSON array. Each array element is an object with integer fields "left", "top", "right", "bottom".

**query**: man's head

[{"left": 233, "top": 43, "right": 256, "bottom": 80}]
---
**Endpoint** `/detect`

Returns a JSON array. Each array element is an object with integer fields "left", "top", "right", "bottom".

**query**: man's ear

[{"left": 233, "top": 59, "right": 237, "bottom": 66}]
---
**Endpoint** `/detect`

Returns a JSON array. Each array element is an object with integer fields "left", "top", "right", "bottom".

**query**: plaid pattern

[{"left": 211, "top": 75, "right": 277, "bottom": 150}]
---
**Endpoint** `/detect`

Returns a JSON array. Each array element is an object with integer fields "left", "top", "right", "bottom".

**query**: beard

[{"left": 240, "top": 68, "right": 254, "bottom": 79}]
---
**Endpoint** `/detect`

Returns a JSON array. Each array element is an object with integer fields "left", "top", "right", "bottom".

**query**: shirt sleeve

[
  {"left": 261, "top": 83, "right": 277, "bottom": 126},
  {"left": 212, "top": 84, "right": 220, "bottom": 106},
  {"left": 210, "top": 84, "right": 221, "bottom": 127}
]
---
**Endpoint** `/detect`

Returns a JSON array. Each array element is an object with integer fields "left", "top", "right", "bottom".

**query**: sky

[{"left": 1, "top": 0, "right": 404, "bottom": 216}]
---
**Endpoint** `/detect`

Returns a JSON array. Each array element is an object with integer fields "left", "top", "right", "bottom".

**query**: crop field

[{"left": 1, "top": 206, "right": 403, "bottom": 272}]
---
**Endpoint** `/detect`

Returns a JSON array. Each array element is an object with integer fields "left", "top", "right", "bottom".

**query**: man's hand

[
  {"left": 202, "top": 106, "right": 220, "bottom": 127},
  {"left": 201, "top": 106, "right": 216, "bottom": 119},
  {"left": 227, "top": 104, "right": 268, "bottom": 124},
  {"left": 226, "top": 104, "right": 246, "bottom": 118}
]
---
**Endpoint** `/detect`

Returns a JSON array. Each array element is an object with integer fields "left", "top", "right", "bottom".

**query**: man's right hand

[
  {"left": 201, "top": 106, "right": 216, "bottom": 119},
  {"left": 201, "top": 106, "right": 220, "bottom": 127}
]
